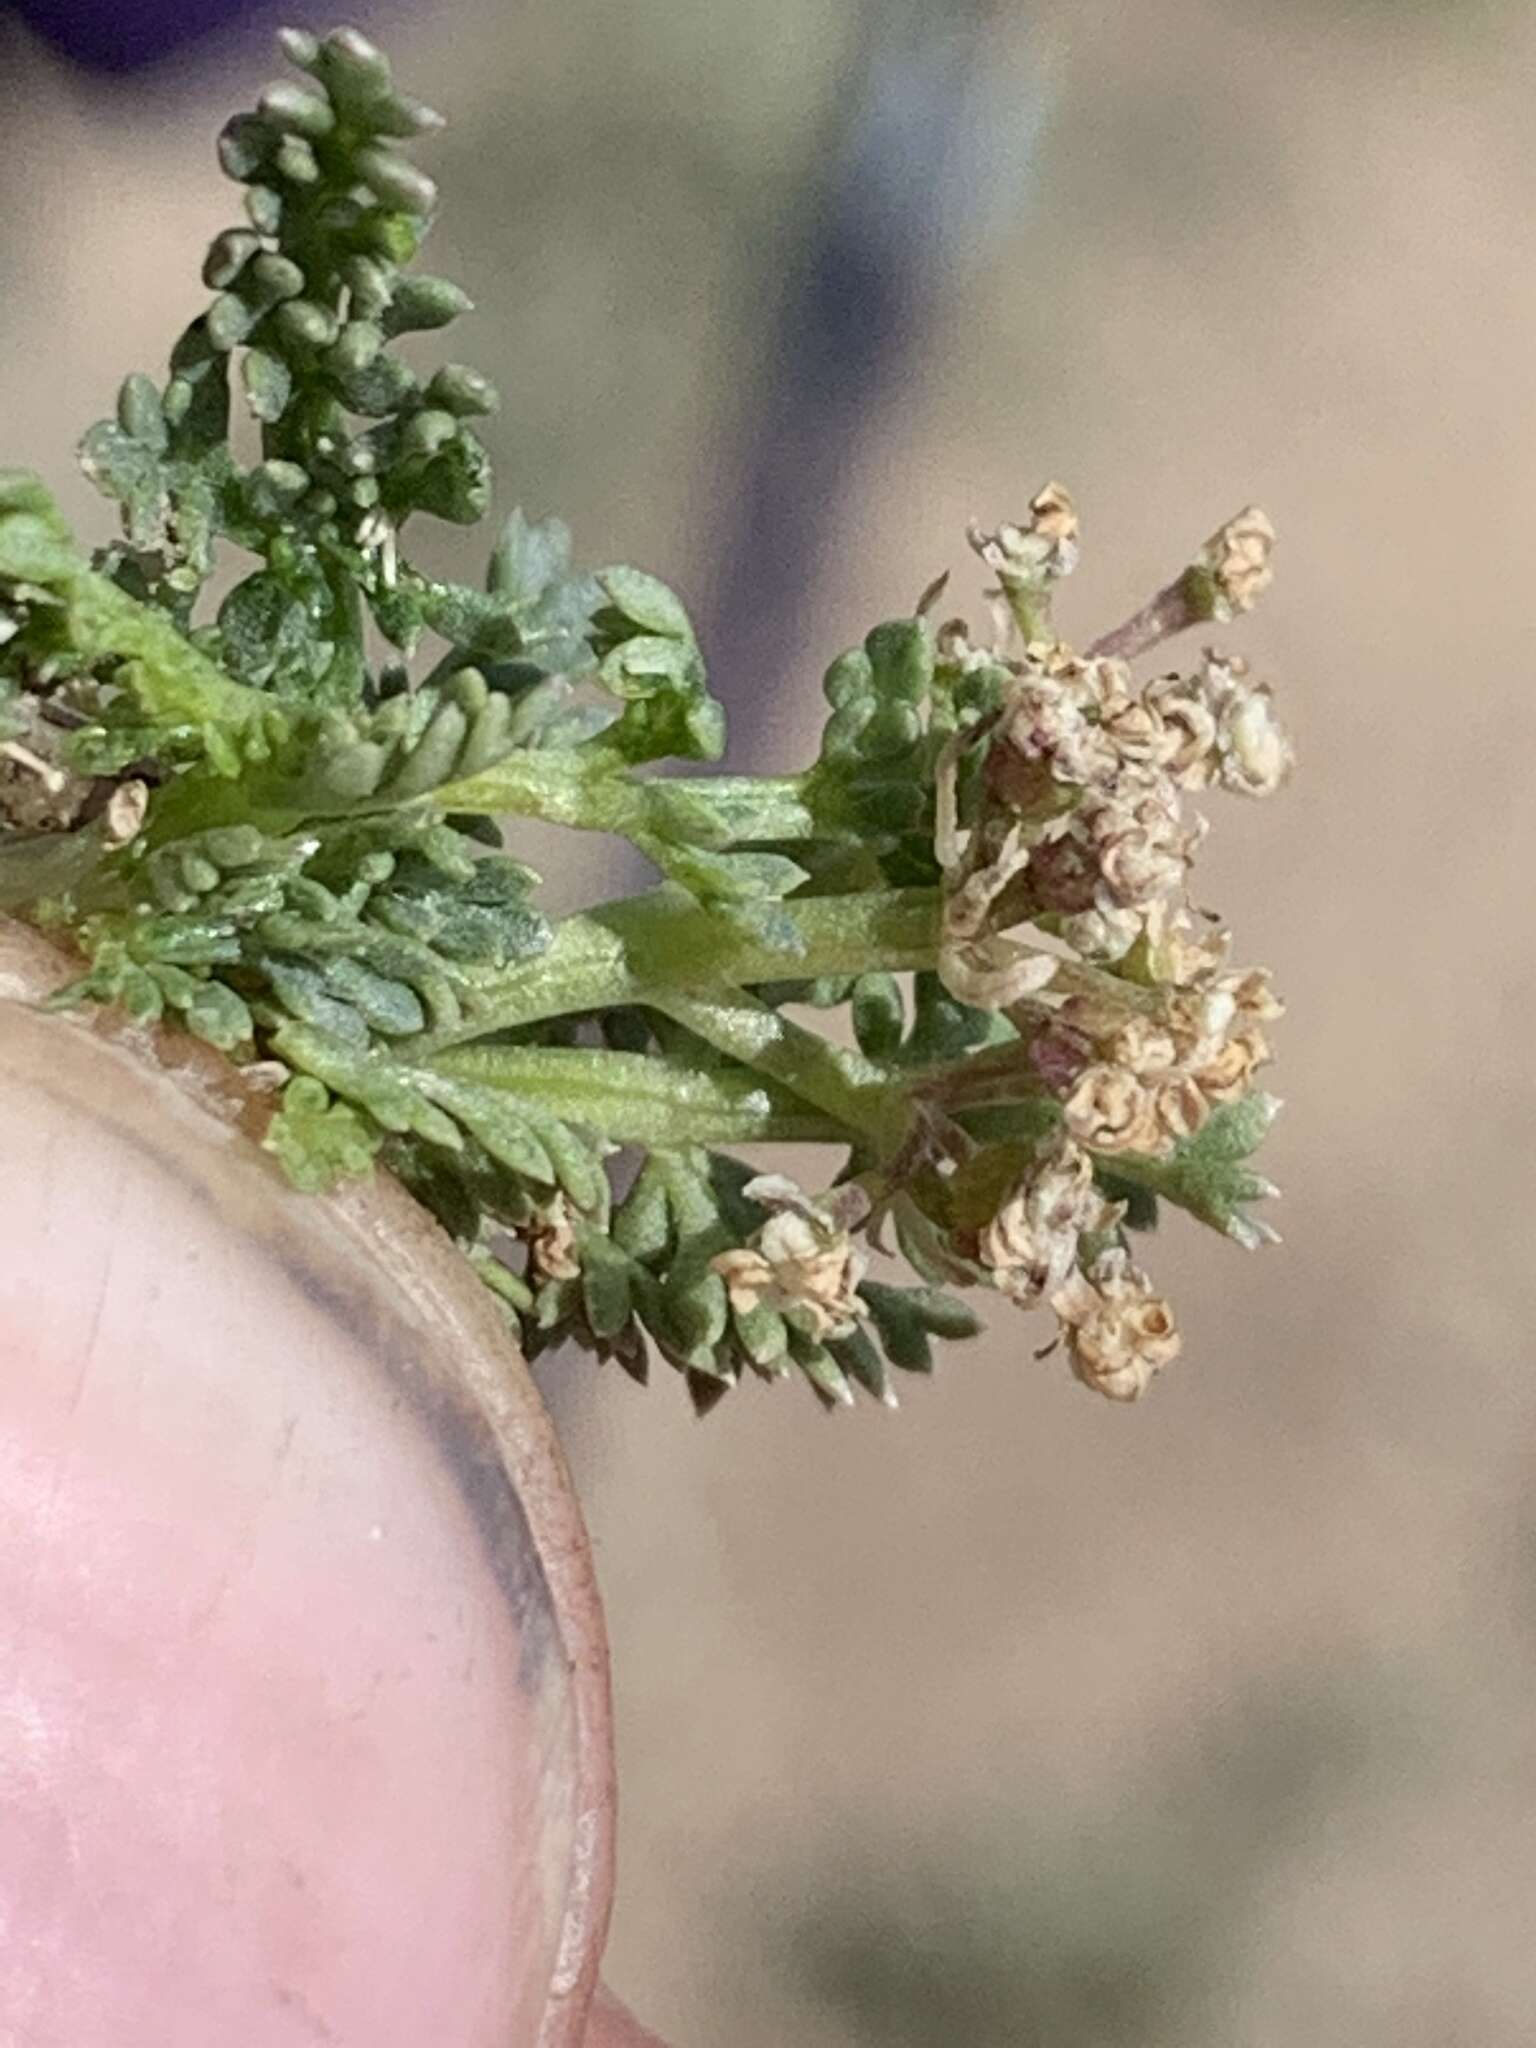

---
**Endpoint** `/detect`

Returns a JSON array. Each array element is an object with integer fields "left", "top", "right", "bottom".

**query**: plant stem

[
  {"left": 1086, "top": 565, "right": 1210, "bottom": 664},
  {"left": 425, "top": 886, "right": 942, "bottom": 1049},
  {"left": 433, "top": 755, "right": 825, "bottom": 847},
  {"left": 911, "top": 1037, "right": 1052, "bottom": 1111},
  {"left": 425, "top": 1043, "right": 842, "bottom": 1146},
  {"left": 650, "top": 986, "right": 892, "bottom": 1141}
]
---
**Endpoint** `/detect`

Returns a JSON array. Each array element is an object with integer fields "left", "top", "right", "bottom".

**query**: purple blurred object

[{"left": 8, "top": 0, "right": 286, "bottom": 72}]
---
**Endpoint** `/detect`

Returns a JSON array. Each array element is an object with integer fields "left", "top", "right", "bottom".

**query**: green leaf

[
  {"left": 1102, "top": 1094, "right": 1282, "bottom": 1248},
  {"left": 263, "top": 1075, "right": 383, "bottom": 1191},
  {"left": 0, "top": 472, "right": 82, "bottom": 584},
  {"left": 271, "top": 1023, "right": 463, "bottom": 1150},
  {"left": 241, "top": 349, "right": 292, "bottom": 423},
  {"left": 785, "top": 1325, "right": 854, "bottom": 1408},
  {"left": 594, "top": 566, "right": 694, "bottom": 642},
  {"left": 218, "top": 572, "right": 327, "bottom": 689},
  {"left": 851, "top": 972, "right": 905, "bottom": 1060},
  {"left": 77, "top": 422, "right": 170, "bottom": 553},
  {"left": 830, "top": 1323, "right": 896, "bottom": 1407},
  {"left": 580, "top": 1235, "right": 634, "bottom": 1340},
  {"left": 425, "top": 1044, "right": 830, "bottom": 1147},
  {"left": 183, "top": 979, "right": 255, "bottom": 1050},
  {"left": 418, "top": 1072, "right": 557, "bottom": 1183},
  {"left": 382, "top": 276, "right": 472, "bottom": 336},
  {"left": 860, "top": 1282, "right": 936, "bottom": 1374}
]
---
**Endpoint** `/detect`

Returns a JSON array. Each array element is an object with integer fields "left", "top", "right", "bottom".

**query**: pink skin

[{"left": 0, "top": 920, "right": 666, "bottom": 2046}]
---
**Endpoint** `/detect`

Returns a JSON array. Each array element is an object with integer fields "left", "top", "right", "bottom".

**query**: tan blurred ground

[{"left": 5, "top": 3, "right": 1536, "bottom": 2042}]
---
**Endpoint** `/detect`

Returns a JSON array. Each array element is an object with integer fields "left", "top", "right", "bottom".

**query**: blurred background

[{"left": 3, "top": 0, "right": 1533, "bottom": 2041}]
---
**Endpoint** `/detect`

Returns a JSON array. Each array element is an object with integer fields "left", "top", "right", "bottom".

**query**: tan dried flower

[
  {"left": 1051, "top": 1249, "right": 1181, "bottom": 1402},
  {"left": 978, "top": 1135, "right": 1115, "bottom": 1306},
  {"left": 1218, "top": 966, "right": 1284, "bottom": 1027},
  {"left": 943, "top": 818, "right": 1032, "bottom": 941},
  {"left": 1062, "top": 1063, "right": 1165, "bottom": 1156},
  {"left": 940, "top": 932, "right": 1060, "bottom": 1011},
  {"left": 1165, "top": 984, "right": 1239, "bottom": 1069},
  {"left": 997, "top": 685, "right": 1080, "bottom": 774},
  {"left": 968, "top": 482, "right": 1081, "bottom": 597},
  {"left": 1028, "top": 479, "right": 1079, "bottom": 555},
  {"left": 995, "top": 668, "right": 1120, "bottom": 793},
  {"left": 1108, "top": 1014, "right": 1181, "bottom": 1078},
  {"left": 1053, "top": 721, "right": 1123, "bottom": 792},
  {"left": 711, "top": 1176, "right": 870, "bottom": 1341},
  {"left": 1153, "top": 1071, "right": 1211, "bottom": 1143},
  {"left": 1101, "top": 695, "right": 1175, "bottom": 768},
  {"left": 1198, "top": 505, "right": 1275, "bottom": 618},
  {"left": 529, "top": 1197, "right": 582, "bottom": 1282},
  {"left": 1191, "top": 1024, "right": 1272, "bottom": 1104},
  {"left": 1089, "top": 786, "right": 1192, "bottom": 909},
  {"left": 1076, "top": 654, "right": 1135, "bottom": 719},
  {"left": 1137, "top": 900, "right": 1226, "bottom": 987},
  {"left": 1143, "top": 674, "right": 1219, "bottom": 788}
]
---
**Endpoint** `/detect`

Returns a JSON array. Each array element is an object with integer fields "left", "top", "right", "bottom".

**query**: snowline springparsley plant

[{"left": 0, "top": 26, "right": 1292, "bottom": 1412}]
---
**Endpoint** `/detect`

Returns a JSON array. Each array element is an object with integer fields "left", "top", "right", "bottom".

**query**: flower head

[
  {"left": 977, "top": 1135, "right": 1119, "bottom": 1306},
  {"left": 1197, "top": 506, "right": 1276, "bottom": 619},
  {"left": 1062, "top": 1063, "right": 1165, "bottom": 1156},
  {"left": 712, "top": 1177, "right": 871, "bottom": 1342},
  {"left": 1051, "top": 1249, "right": 1181, "bottom": 1402},
  {"left": 1203, "top": 655, "right": 1294, "bottom": 797}
]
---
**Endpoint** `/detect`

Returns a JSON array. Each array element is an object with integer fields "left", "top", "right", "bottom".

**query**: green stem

[
  {"left": 649, "top": 986, "right": 893, "bottom": 1141},
  {"left": 425, "top": 1043, "right": 842, "bottom": 1146},
  {"left": 318, "top": 555, "right": 368, "bottom": 705},
  {"left": 911, "top": 1038, "right": 1053, "bottom": 1112},
  {"left": 431, "top": 754, "right": 823, "bottom": 847},
  {"left": 1047, "top": 956, "right": 1166, "bottom": 1016},
  {"left": 427, "top": 885, "right": 941, "bottom": 1050},
  {"left": 429, "top": 748, "right": 648, "bottom": 834},
  {"left": 653, "top": 772, "right": 822, "bottom": 842},
  {"left": 997, "top": 576, "right": 1052, "bottom": 648}
]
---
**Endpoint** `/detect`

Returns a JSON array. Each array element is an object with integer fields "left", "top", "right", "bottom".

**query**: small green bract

[{"left": 0, "top": 27, "right": 1293, "bottom": 1411}]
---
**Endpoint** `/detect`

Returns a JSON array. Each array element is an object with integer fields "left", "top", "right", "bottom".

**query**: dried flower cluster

[
  {"left": 713, "top": 1179, "right": 872, "bottom": 1344},
  {"left": 919, "top": 487, "right": 1292, "bottom": 1393}
]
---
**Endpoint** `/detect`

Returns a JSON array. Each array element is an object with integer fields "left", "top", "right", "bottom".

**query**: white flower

[
  {"left": 712, "top": 1177, "right": 870, "bottom": 1341},
  {"left": 1141, "top": 900, "right": 1231, "bottom": 986},
  {"left": 1198, "top": 505, "right": 1275, "bottom": 618},
  {"left": 1088, "top": 785, "right": 1192, "bottom": 910},
  {"left": 1051, "top": 1249, "right": 1181, "bottom": 1401},
  {"left": 1060, "top": 902, "right": 1144, "bottom": 963},
  {"left": 1143, "top": 674, "right": 1219, "bottom": 788},
  {"left": 969, "top": 482, "right": 1081, "bottom": 589},
  {"left": 1216, "top": 685, "right": 1292, "bottom": 796},
  {"left": 978, "top": 1135, "right": 1115, "bottom": 1306},
  {"left": 1201, "top": 655, "right": 1293, "bottom": 798}
]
